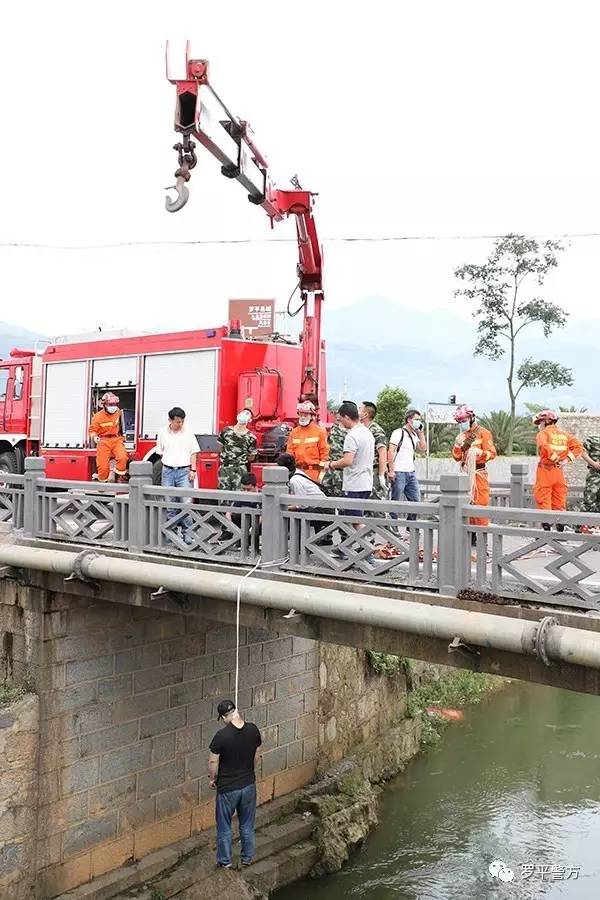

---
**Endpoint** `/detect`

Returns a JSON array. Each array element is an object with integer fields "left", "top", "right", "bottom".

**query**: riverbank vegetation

[{"left": 406, "top": 667, "right": 501, "bottom": 747}]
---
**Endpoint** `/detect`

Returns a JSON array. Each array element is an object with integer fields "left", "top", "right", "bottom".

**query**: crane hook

[{"left": 165, "top": 176, "right": 190, "bottom": 213}]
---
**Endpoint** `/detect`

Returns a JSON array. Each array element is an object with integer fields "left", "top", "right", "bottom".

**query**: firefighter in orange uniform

[
  {"left": 533, "top": 409, "right": 582, "bottom": 527},
  {"left": 286, "top": 401, "right": 328, "bottom": 483},
  {"left": 452, "top": 404, "right": 496, "bottom": 535},
  {"left": 88, "top": 392, "right": 129, "bottom": 483}
]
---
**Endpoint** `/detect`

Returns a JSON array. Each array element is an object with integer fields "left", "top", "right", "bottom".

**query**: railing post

[
  {"left": 510, "top": 462, "right": 529, "bottom": 508},
  {"left": 438, "top": 473, "right": 470, "bottom": 597},
  {"left": 23, "top": 457, "right": 46, "bottom": 538},
  {"left": 128, "top": 461, "right": 153, "bottom": 553},
  {"left": 261, "top": 467, "right": 289, "bottom": 564}
]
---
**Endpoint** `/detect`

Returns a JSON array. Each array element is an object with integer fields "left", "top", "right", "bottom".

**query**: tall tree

[
  {"left": 455, "top": 234, "right": 573, "bottom": 454},
  {"left": 375, "top": 386, "right": 411, "bottom": 438}
]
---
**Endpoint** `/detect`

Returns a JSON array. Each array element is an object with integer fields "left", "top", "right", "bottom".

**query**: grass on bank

[
  {"left": 407, "top": 667, "right": 499, "bottom": 747},
  {"left": 0, "top": 672, "right": 36, "bottom": 708},
  {"left": 367, "top": 652, "right": 500, "bottom": 748}
]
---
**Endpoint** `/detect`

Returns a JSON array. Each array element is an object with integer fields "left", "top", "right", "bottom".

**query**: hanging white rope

[{"left": 233, "top": 556, "right": 290, "bottom": 709}]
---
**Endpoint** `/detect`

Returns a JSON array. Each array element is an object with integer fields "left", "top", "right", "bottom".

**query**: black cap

[{"left": 217, "top": 699, "right": 236, "bottom": 721}]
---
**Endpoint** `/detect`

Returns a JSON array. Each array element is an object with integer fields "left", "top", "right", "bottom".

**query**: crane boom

[{"left": 165, "top": 43, "right": 324, "bottom": 406}]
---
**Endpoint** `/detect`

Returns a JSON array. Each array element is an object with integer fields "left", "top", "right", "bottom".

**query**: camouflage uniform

[
  {"left": 368, "top": 420, "right": 389, "bottom": 500},
  {"left": 583, "top": 436, "right": 600, "bottom": 513},
  {"left": 321, "top": 423, "right": 345, "bottom": 497},
  {"left": 218, "top": 427, "right": 257, "bottom": 491}
]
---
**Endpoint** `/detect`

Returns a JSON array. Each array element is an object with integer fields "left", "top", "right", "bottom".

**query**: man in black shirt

[{"left": 208, "top": 699, "right": 262, "bottom": 868}]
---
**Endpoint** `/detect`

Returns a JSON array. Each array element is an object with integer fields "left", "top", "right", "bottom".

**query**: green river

[{"left": 280, "top": 682, "right": 600, "bottom": 899}]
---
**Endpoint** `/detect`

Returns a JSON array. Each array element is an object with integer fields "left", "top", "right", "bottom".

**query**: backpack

[{"left": 390, "top": 427, "right": 417, "bottom": 465}]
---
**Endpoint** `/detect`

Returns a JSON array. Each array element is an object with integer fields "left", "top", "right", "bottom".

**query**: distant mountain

[
  {"left": 0, "top": 322, "right": 45, "bottom": 360},
  {"left": 1, "top": 302, "right": 596, "bottom": 416},
  {"left": 324, "top": 297, "right": 599, "bottom": 413}
]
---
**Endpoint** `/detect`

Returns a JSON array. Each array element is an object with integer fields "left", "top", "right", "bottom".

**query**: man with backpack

[{"left": 387, "top": 409, "right": 426, "bottom": 520}]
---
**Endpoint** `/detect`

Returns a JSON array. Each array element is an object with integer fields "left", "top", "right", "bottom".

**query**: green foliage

[
  {"left": 374, "top": 386, "right": 412, "bottom": 438},
  {"left": 327, "top": 398, "right": 339, "bottom": 413},
  {"left": 149, "top": 888, "right": 166, "bottom": 900},
  {"left": 406, "top": 669, "right": 498, "bottom": 748},
  {"left": 427, "top": 422, "right": 458, "bottom": 455},
  {"left": 0, "top": 673, "right": 35, "bottom": 708},
  {"left": 478, "top": 411, "right": 537, "bottom": 456},
  {"left": 526, "top": 402, "right": 588, "bottom": 415},
  {"left": 367, "top": 651, "right": 403, "bottom": 676},
  {"left": 454, "top": 234, "right": 570, "bottom": 453},
  {"left": 0, "top": 681, "right": 26, "bottom": 708},
  {"left": 517, "top": 358, "right": 573, "bottom": 392}
]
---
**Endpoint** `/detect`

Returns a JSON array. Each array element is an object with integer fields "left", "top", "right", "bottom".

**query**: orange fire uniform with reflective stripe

[
  {"left": 452, "top": 425, "right": 496, "bottom": 526},
  {"left": 286, "top": 422, "right": 329, "bottom": 482},
  {"left": 88, "top": 409, "right": 129, "bottom": 482},
  {"left": 534, "top": 424, "right": 582, "bottom": 511}
]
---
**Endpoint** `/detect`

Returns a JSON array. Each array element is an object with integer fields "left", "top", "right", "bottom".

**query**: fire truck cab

[
  {"left": 11, "top": 324, "right": 327, "bottom": 485},
  {"left": 0, "top": 350, "right": 41, "bottom": 475}
]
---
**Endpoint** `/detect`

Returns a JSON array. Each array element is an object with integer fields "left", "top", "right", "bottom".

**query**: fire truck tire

[
  {"left": 0, "top": 451, "right": 18, "bottom": 475},
  {"left": 152, "top": 458, "right": 163, "bottom": 486},
  {"left": 13, "top": 446, "right": 25, "bottom": 475}
]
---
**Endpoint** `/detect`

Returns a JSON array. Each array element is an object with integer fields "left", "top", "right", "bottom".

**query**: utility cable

[{"left": 2, "top": 231, "right": 600, "bottom": 252}]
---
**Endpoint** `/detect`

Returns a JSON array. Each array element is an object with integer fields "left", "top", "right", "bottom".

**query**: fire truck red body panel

[{"left": 0, "top": 325, "right": 327, "bottom": 484}]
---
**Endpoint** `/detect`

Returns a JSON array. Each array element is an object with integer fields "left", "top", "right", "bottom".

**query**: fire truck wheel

[
  {"left": 152, "top": 458, "right": 163, "bottom": 486},
  {"left": 0, "top": 451, "right": 18, "bottom": 476}
]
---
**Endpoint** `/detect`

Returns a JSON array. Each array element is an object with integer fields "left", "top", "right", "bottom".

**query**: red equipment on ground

[{"left": 0, "top": 46, "right": 328, "bottom": 485}]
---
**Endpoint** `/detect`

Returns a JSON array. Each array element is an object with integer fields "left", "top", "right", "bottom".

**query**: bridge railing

[
  {"left": 422, "top": 462, "right": 584, "bottom": 510},
  {"left": 280, "top": 494, "right": 439, "bottom": 588},
  {"left": 140, "top": 483, "right": 261, "bottom": 563},
  {"left": 10, "top": 459, "right": 600, "bottom": 609},
  {"left": 0, "top": 472, "right": 25, "bottom": 530},
  {"left": 462, "top": 504, "right": 600, "bottom": 610}
]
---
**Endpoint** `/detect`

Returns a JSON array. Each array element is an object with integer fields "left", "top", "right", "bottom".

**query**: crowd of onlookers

[{"left": 89, "top": 393, "right": 600, "bottom": 548}]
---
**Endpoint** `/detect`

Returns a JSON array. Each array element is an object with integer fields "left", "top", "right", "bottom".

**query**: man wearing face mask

[
  {"left": 88, "top": 392, "right": 129, "bottom": 483},
  {"left": 452, "top": 405, "right": 496, "bottom": 532},
  {"left": 286, "top": 401, "right": 329, "bottom": 483},
  {"left": 218, "top": 410, "right": 258, "bottom": 491},
  {"left": 388, "top": 409, "right": 426, "bottom": 520}
]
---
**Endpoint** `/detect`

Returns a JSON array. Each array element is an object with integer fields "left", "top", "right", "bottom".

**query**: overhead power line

[{"left": 1, "top": 232, "right": 600, "bottom": 251}]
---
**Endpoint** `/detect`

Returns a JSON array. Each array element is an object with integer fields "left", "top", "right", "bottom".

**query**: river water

[{"left": 280, "top": 682, "right": 600, "bottom": 899}]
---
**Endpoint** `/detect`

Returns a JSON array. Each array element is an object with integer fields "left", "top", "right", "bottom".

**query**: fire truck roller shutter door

[
  {"left": 92, "top": 357, "right": 137, "bottom": 387},
  {"left": 43, "top": 361, "right": 88, "bottom": 447},
  {"left": 142, "top": 350, "right": 217, "bottom": 438}
]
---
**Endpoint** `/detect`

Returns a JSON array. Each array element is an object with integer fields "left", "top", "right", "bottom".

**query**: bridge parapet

[{"left": 2, "top": 459, "right": 600, "bottom": 611}]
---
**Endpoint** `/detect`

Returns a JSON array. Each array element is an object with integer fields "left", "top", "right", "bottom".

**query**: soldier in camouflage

[
  {"left": 218, "top": 410, "right": 258, "bottom": 491},
  {"left": 582, "top": 436, "right": 600, "bottom": 513},
  {"left": 321, "top": 420, "right": 346, "bottom": 497},
  {"left": 359, "top": 402, "right": 389, "bottom": 501}
]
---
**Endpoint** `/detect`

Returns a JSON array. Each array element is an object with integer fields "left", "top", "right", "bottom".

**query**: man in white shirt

[
  {"left": 322, "top": 401, "right": 374, "bottom": 515},
  {"left": 278, "top": 452, "right": 334, "bottom": 545},
  {"left": 387, "top": 409, "right": 426, "bottom": 521},
  {"left": 157, "top": 407, "right": 200, "bottom": 488}
]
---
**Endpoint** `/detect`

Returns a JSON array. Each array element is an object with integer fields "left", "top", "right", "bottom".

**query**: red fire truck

[
  {"left": 0, "top": 47, "right": 328, "bottom": 485},
  {"left": 0, "top": 326, "right": 327, "bottom": 484}
]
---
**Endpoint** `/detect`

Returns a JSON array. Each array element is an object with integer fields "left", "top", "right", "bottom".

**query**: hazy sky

[{"left": 2, "top": 0, "right": 600, "bottom": 337}]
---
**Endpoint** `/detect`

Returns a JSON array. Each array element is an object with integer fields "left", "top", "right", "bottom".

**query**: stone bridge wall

[{"left": 0, "top": 580, "right": 409, "bottom": 898}]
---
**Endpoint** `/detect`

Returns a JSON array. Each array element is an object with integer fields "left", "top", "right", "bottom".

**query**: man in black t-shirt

[{"left": 208, "top": 699, "right": 262, "bottom": 868}]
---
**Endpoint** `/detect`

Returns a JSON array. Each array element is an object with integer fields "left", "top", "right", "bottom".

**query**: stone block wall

[
  {"left": 559, "top": 413, "right": 600, "bottom": 485},
  {"left": 0, "top": 695, "right": 39, "bottom": 900},
  {"left": 317, "top": 644, "right": 408, "bottom": 770},
  {"left": 0, "top": 585, "right": 319, "bottom": 898}
]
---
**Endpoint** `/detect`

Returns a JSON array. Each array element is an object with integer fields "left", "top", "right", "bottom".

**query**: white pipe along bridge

[{"left": 3, "top": 542, "right": 600, "bottom": 696}]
